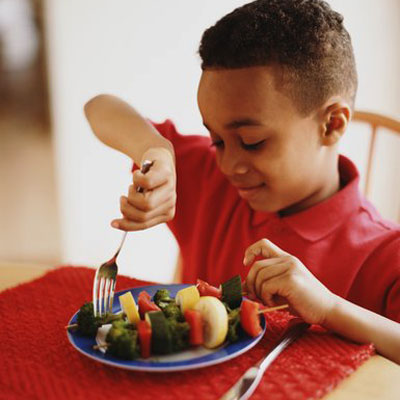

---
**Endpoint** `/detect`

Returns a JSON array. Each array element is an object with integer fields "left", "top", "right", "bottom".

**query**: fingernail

[{"left": 111, "top": 221, "right": 119, "bottom": 228}]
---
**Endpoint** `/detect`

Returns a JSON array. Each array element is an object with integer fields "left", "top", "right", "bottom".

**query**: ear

[{"left": 320, "top": 102, "right": 351, "bottom": 146}]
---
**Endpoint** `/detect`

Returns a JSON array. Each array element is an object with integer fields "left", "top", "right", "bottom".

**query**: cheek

[
  {"left": 266, "top": 137, "right": 317, "bottom": 180},
  {"left": 252, "top": 149, "right": 286, "bottom": 183},
  {"left": 255, "top": 157, "right": 304, "bottom": 195}
]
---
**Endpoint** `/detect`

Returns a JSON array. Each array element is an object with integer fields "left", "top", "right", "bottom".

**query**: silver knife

[{"left": 219, "top": 320, "right": 309, "bottom": 400}]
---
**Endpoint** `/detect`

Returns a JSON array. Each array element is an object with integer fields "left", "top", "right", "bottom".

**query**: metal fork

[{"left": 92, "top": 160, "right": 153, "bottom": 317}]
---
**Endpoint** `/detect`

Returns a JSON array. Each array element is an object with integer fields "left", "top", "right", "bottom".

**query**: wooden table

[{"left": 1, "top": 262, "right": 399, "bottom": 400}]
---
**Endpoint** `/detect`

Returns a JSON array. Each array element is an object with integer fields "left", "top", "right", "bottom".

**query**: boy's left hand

[{"left": 243, "top": 239, "right": 336, "bottom": 325}]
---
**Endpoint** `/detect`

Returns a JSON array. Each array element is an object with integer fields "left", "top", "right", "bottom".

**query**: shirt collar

[{"left": 251, "top": 155, "right": 362, "bottom": 241}]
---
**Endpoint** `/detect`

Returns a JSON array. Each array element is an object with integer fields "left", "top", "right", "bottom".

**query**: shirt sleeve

[
  {"left": 150, "top": 119, "right": 219, "bottom": 247},
  {"left": 348, "top": 233, "right": 400, "bottom": 322},
  {"left": 381, "top": 236, "right": 400, "bottom": 322}
]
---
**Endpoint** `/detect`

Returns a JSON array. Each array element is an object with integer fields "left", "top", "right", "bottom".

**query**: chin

[{"left": 247, "top": 198, "right": 282, "bottom": 213}]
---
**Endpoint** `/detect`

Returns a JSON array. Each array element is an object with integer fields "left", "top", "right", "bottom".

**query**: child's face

[{"left": 197, "top": 66, "right": 335, "bottom": 214}]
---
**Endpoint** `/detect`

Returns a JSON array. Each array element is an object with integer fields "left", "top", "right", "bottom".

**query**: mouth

[{"left": 235, "top": 183, "right": 265, "bottom": 200}]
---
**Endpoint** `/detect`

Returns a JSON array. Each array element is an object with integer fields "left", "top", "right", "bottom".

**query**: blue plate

[{"left": 67, "top": 284, "right": 266, "bottom": 372}]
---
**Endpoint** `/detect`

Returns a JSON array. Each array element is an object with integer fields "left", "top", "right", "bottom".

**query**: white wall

[{"left": 44, "top": 0, "right": 400, "bottom": 283}]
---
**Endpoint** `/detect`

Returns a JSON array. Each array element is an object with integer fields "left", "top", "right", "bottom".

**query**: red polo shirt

[{"left": 152, "top": 119, "right": 400, "bottom": 322}]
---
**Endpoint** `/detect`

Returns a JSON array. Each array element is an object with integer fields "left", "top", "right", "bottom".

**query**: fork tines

[{"left": 93, "top": 262, "right": 117, "bottom": 317}]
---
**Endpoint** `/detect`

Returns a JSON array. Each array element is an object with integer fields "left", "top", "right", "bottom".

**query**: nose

[{"left": 218, "top": 148, "right": 249, "bottom": 177}]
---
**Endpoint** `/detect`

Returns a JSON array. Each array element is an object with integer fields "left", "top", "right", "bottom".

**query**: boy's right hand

[{"left": 111, "top": 147, "right": 176, "bottom": 231}]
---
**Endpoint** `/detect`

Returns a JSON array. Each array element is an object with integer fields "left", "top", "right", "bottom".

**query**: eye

[
  {"left": 210, "top": 140, "right": 224, "bottom": 149},
  {"left": 241, "top": 139, "right": 266, "bottom": 151}
]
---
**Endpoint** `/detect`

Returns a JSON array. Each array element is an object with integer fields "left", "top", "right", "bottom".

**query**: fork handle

[{"left": 113, "top": 231, "right": 127, "bottom": 259}]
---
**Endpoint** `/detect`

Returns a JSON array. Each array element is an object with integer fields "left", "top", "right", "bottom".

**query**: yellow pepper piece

[
  {"left": 119, "top": 291, "right": 140, "bottom": 325},
  {"left": 175, "top": 285, "right": 200, "bottom": 313}
]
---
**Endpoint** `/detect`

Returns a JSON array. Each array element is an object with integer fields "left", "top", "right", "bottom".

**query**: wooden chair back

[
  {"left": 351, "top": 111, "right": 400, "bottom": 221},
  {"left": 352, "top": 111, "right": 400, "bottom": 197}
]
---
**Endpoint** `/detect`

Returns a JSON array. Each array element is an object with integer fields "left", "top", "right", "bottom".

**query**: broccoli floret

[
  {"left": 223, "top": 301, "right": 242, "bottom": 342},
  {"left": 226, "top": 308, "right": 241, "bottom": 343},
  {"left": 162, "top": 302, "right": 184, "bottom": 321},
  {"left": 167, "top": 319, "right": 190, "bottom": 352},
  {"left": 103, "top": 312, "right": 125, "bottom": 324},
  {"left": 106, "top": 319, "right": 136, "bottom": 341},
  {"left": 113, "top": 319, "right": 130, "bottom": 329},
  {"left": 105, "top": 319, "right": 138, "bottom": 360},
  {"left": 75, "top": 302, "right": 125, "bottom": 337},
  {"left": 76, "top": 302, "right": 103, "bottom": 336},
  {"left": 153, "top": 289, "right": 185, "bottom": 321},
  {"left": 153, "top": 289, "right": 173, "bottom": 304},
  {"left": 106, "top": 326, "right": 124, "bottom": 342},
  {"left": 106, "top": 329, "right": 139, "bottom": 360},
  {"left": 222, "top": 302, "right": 233, "bottom": 313},
  {"left": 154, "top": 289, "right": 179, "bottom": 315}
]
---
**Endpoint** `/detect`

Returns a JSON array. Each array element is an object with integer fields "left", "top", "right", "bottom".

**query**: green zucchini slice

[
  {"left": 145, "top": 311, "right": 172, "bottom": 354},
  {"left": 221, "top": 275, "right": 243, "bottom": 309}
]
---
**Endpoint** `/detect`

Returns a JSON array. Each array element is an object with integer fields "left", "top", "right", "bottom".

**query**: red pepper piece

[
  {"left": 240, "top": 299, "right": 263, "bottom": 337},
  {"left": 184, "top": 309, "right": 204, "bottom": 346},
  {"left": 138, "top": 290, "right": 160, "bottom": 319},
  {"left": 196, "top": 279, "right": 222, "bottom": 299},
  {"left": 137, "top": 320, "right": 152, "bottom": 358},
  {"left": 140, "top": 291, "right": 151, "bottom": 300}
]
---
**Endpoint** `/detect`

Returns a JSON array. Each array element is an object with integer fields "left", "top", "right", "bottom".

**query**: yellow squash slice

[
  {"left": 119, "top": 291, "right": 140, "bottom": 325},
  {"left": 175, "top": 285, "right": 200, "bottom": 313}
]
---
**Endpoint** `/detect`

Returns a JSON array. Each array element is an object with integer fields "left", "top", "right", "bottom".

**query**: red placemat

[{"left": 0, "top": 267, "right": 374, "bottom": 400}]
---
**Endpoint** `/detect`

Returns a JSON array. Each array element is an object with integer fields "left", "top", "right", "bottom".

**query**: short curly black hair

[{"left": 198, "top": 0, "right": 357, "bottom": 115}]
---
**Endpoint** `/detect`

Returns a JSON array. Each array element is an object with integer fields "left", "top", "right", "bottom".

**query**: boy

[{"left": 84, "top": 0, "right": 400, "bottom": 363}]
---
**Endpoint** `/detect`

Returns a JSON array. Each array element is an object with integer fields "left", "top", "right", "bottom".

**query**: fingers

[
  {"left": 243, "top": 239, "right": 333, "bottom": 324},
  {"left": 112, "top": 172, "right": 176, "bottom": 231},
  {"left": 132, "top": 162, "right": 174, "bottom": 192},
  {"left": 246, "top": 263, "right": 290, "bottom": 307},
  {"left": 110, "top": 148, "right": 176, "bottom": 232},
  {"left": 127, "top": 180, "right": 175, "bottom": 212},
  {"left": 259, "top": 275, "right": 288, "bottom": 307},
  {"left": 112, "top": 213, "right": 174, "bottom": 231},
  {"left": 112, "top": 191, "right": 176, "bottom": 231},
  {"left": 118, "top": 194, "right": 175, "bottom": 222},
  {"left": 245, "top": 258, "right": 288, "bottom": 298},
  {"left": 244, "top": 239, "right": 293, "bottom": 303},
  {"left": 243, "top": 239, "right": 289, "bottom": 266}
]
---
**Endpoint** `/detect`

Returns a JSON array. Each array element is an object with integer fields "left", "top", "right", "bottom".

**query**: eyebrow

[{"left": 203, "top": 118, "right": 264, "bottom": 131}]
